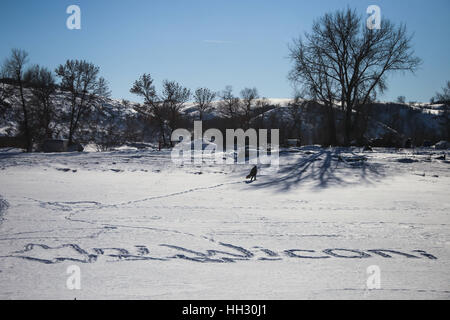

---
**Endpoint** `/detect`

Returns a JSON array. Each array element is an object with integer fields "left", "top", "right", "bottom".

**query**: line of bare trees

[
  {"left": 216, "top": 86, "right": 271, "bottom": 129},
  {"left": 1, "top": 49, "right": 277, "bottom": 151},
  {"left": 0, "top": 48, "right": 110, "bottom": 151},
  {"left": 129, "top": 73, "right": 275, "bottom": 147}
]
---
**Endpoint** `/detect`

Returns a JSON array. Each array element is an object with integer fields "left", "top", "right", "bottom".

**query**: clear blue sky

[{"left": 1, "top": 0, "right": 449, "bottom": 103}]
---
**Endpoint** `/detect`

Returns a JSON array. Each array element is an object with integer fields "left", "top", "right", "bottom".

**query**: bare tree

[
  {"left": 121, "top": 99, "right": 130, "bottom": 108},
  {"left": 2, "top": 49, "right": 33, "bottom": 151},
  {"left": 0, "top": 70, "right": 13, "bottom": 115},
  {"left": 286, "top": 95, "right": 307, "bottom": 142},
  {"left": 289, "top": 42, "right": 339, "bottom": 145},
  {"left": 433, "top": 81, "right": 450, "bottom": 140},
  {"left": 130, "top": 74, "right": 157, "bottom": 104},
  {"left": 193, "top": 87, "right": 216, "bottom": 120},
  {"left": 130, "top": 74, "right": 190, "bottom": 147},
  {"left": 89, "top": 104, "right": 124, "bottom": 151},
  {"left": 97, "top": 77, "right": 111, "bottom": 99},
  {"left": 252, "top": 97, "right": 272, "bottom": 129},
  {"left": 24, "top": 65, "right": 56, "bottom": 140},
  {"left": 130, "top": 73, "right": 168, "bottom": 146},
  {"left": 396, "top": 96, "right": 406, "bottom": 104},
  {"left": 55, "top": 59, "right": 106, "bottom": 145},
  {"left": 94, "top": 77, "right": 112, "bottom": 117},
  {"left": 239, "top": 87, "right": 259, "bottom": 129},
  {"left": 289, "top": 8, "right": 421, "bottom": 145},
  {"left": 433, "top": 81, "right": 450, "bottom": 104},
  {"left": 218, "top": 85, "right": 240, "bottom": 126},
  {"left": 161, "top": 80, "right": 191, "bottom": 146}
]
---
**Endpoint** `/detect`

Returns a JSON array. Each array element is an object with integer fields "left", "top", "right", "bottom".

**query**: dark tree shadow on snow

[{"left": 255, "top": 148, "right": 386, "bottom": 192}]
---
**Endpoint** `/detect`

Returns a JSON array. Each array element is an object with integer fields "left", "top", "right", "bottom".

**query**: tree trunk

[
  {"left": 68, "top": 104, "right": 75, "bottom": 145},
  {"left": 159, "top": 122, "right": 166, "bottom": 147},
  {"left": 68, "top": 128, "right": 74, "bottom": 146},
  {"left": 344, "top": 105, "right": 352, "bottom": 146},
  {"left": 18, "top": 79, "right": 32, "bottom": 152},
  {"left": 327, "top": 105, "right": 337, "bottom": 146}
]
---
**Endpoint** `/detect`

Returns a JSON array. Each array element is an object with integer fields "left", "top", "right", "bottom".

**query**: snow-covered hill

[
  {"left": 0, "top": 86, "right": 139, "bottom": 138},
  {"left": 1, "top": 85, "right": 448, "bottom": 148}
]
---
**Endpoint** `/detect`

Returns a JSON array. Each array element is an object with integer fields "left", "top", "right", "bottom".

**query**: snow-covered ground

[{"left": 0, "top": 147, "right": 449, "bottom": 299}]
